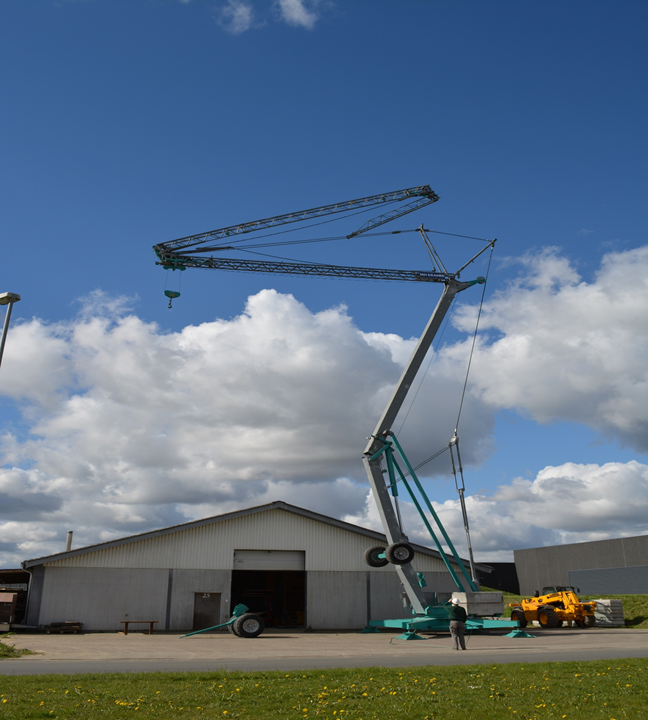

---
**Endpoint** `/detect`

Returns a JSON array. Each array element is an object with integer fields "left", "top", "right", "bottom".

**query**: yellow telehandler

[{"left": 510, "top": 586, "right": 597, "bottom": 629}]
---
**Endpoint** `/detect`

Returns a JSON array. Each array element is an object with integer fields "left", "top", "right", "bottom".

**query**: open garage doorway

[
  {"left": 231, "top": 570, "right": 305, "bottom": 628},
  {"left": 231, "top": 550, "right": 306, "bottom": 628}
]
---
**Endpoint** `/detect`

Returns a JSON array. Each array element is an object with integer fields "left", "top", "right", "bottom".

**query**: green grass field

[{"left": 0, "top": 659, "right": 645, "bottom": 719}]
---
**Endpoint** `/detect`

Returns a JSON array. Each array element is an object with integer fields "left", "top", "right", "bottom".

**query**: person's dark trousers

[{"left": 450, "top": 620, "right": 466, "bottom": 650}]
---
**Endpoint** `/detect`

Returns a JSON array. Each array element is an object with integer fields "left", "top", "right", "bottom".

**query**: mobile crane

[{"left": 158, "top": 186, "right": 516, "bottom": 638}]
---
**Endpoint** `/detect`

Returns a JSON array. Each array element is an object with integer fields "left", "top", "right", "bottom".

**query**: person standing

[{"left": 448, "top": 597, "right": 467, "bottom": 650}]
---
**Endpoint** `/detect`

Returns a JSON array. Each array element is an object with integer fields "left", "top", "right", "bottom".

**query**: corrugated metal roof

[{"left": 22, "top": 500, "right": 490, "bottom": 572}]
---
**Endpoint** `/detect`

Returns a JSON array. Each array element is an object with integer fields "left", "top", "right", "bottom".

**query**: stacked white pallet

[{"left": 593, "top": 599, "right": 625, "bottom": 626}]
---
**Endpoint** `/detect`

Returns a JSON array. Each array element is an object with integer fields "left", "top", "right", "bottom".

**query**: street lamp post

[{"left": 0, "top": 292, "right": 21, "bottom": 369}]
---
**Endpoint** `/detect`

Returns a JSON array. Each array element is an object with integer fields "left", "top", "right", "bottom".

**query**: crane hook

[{"left": 164, "top": 290, "right": 181, "bottom": 309}]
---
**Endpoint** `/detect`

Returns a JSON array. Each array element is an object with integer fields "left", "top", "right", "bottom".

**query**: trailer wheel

[
  {"left": 385, "top": 542, "right": 415, "bottom": 565},
  {"left": 233, "top": 613, "right": 265, "bottom": 638},
  {"left": 228, "top": 622, "right": 240, "bottom": 636},
  {"left": 585, "top": 615, "right": 596, "bottom": 627},
  {"left": 537, "top": 606, "right": 560, "bottom": 628},
  {"left": 511, "top": 609, "right": 527, "bottom": 628},
  {"left": 364, "top": 546, "right": 389, "bottom": 567}
]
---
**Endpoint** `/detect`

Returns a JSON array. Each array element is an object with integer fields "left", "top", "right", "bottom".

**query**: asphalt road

[{"left": 2, "top": 627, "right": 646, "bottom": 676}]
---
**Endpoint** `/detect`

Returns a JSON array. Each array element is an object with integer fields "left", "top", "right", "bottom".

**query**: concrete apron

[{"left": 3, "top": 627, "right": 648, "bottom": 675}]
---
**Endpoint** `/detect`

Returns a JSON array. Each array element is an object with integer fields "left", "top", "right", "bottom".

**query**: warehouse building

[
  {"left": 514, "top": 535, "right": 648, "bottom": 595},
  {"left": 22, "top": 501, "right": 488, "bottom": 632}
]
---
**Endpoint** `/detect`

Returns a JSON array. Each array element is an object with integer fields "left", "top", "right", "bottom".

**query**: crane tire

[
  {"left": 385, "top": 542, "right": 415, "bottom": 565},
  {"left": 364, "top": 546, "right": 389, "bottom": 567}
]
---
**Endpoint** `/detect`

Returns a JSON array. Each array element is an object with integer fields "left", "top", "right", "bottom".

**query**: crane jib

[{"left": 155, "top": 254, "right": 453, "bottom": 283}]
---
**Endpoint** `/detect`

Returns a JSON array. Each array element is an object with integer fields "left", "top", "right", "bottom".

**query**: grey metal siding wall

[
  {"left": 38, "top": 568, "right": 169, "bottom": 631},
  {"left": 515, "top": 536, "right": 648, "bottom": 595},
  {"left": 167, "top": 569, "right": 232, "bottom": 631},
  {"left": 569, "top": 566, "right": 648, "bottom": 595},
  {"left": 304, "top": 570, "right": 459, "bottom": 629},
  {"left": 366, "top": 572, "right": 406, "bottom": 621},
  {"left": 307, "top": 572, "right": 367, "bottom": 629}
]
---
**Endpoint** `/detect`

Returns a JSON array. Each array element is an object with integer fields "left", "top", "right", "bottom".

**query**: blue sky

[{"left": 0, "top": 0, "right": 646, "bottom": 566}]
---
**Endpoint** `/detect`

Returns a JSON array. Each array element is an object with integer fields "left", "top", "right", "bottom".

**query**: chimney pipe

[{"left": 65, "top": 531, "right": 73, "bottom": 552}]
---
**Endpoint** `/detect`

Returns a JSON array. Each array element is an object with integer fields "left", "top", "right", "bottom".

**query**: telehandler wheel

[
  {"left": 585, "top": 615, "right": 596, "bottom": 627},
  {"left": 364, "top": 546, "right": 389, "bottom": 567},
  {"left": 537, "top": 606, "right": 560, "bottom": 628},
  {"left": 385, "top": 542, "right": 415, "bottom": 565},
  {"left": 233, "top": 613, "right": 265, "bottom": 638},
  {"left": 511, "top": 609, "right": 527, "bottom": 628}
]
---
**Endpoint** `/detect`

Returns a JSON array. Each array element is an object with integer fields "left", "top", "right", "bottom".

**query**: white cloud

[
  {"left": 344, "top": 460, "right": 648, "bottom": 562},
  {"left": 215, "top": 0, "right": 320, "bottom": 34},
  {"left": 0, "top": 247, "right": 646, "bottom": 566},
  {"left": 218, "top": 0, "right": 254, "bottom": 34},
  {"left": 275, "top": 0, "right": 319, "bottom": 29},
  {"left": 453, "top": 246, "right": 648, "bottom": 450}
]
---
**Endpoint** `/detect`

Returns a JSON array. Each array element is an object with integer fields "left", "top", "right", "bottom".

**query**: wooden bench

[{"left": 120, "top": 620, "right": 158, "bottom": 635}]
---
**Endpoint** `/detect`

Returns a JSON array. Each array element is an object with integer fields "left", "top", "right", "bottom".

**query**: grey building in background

[
  {"left": 515, "top": 535, "right": 648, "bottom": 596},
  {"left": 22, "top": 501, "right": 488, "bottom": 632}
]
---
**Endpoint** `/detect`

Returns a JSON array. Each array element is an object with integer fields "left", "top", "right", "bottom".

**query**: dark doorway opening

[{"left": 231, "top": 570, "right": 305, "bottom": 628}]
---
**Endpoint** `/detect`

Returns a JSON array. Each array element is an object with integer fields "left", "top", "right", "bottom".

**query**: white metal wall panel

[
  {"left": 44, "top": 508, "right": 454, "bottom": 574},
  {"left": 307, "top": 572, "right": 367, "bottom": 629},
  {"left": 233, "top": 550, "right": 305, "bottom": 570},
  {"left": 168, "top": 569, "right": 232, "bottom": 630},
  {"left": 38, "top": 567, "right": 168, "bottom": 632}
]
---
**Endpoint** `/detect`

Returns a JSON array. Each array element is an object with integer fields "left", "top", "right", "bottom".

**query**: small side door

[{"left": 192, "top": 592, "right": 221, "bottom": 631}]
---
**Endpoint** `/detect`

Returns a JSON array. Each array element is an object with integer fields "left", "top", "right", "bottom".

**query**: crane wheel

[
  {"left": 585, "top": 615, "right": 596, "bottom": 627},
  {"left": 364, "top": 546, "right": 389, "bottom": 567},
  {"left": 385, "top": 542, "right": 415, "bottom": 565}
]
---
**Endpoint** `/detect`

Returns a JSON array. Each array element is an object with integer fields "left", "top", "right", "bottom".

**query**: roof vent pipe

[{"left": 65, "top": 531, "right": 73, "bottom": 552}]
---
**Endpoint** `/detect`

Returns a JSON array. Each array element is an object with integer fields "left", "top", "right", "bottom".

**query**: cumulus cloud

[
  {"left": 453, "top": 246, "right": 648, "bottom": 450},
  {"left": 218, "top": 0, "right": 254, "bottom": 34},
  {"left": 345, "top": 460, "right": 648, "bottom": 562},
  {"left": 275, "top": 0, "right": 319, "bottom": 29},
  {"left": 0, "top": 289, "right": 427, "bottom": 563},
  {"left": 0, "top": 247, "right": 646, "bottom": 566},
  {"left": 215, "top": 0, "right": 320, "bottom": 34}
]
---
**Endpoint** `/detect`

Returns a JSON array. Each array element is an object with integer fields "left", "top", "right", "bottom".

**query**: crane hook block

[{"left": 164, "top": 290, "right": 181, "bottom": 309}]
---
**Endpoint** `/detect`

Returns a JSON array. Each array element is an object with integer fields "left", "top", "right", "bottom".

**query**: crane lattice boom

[
  {"left": 156, "top": 255, "right": 452, "bottom": 283},
  {"left": 153, "top": 185, "right": 439, "bottom": 262}
]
